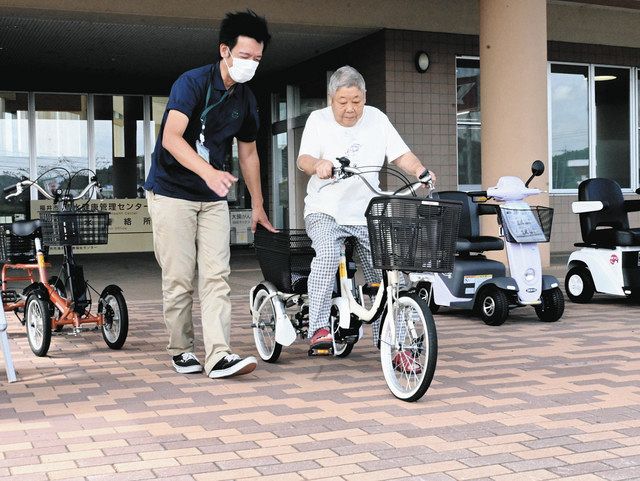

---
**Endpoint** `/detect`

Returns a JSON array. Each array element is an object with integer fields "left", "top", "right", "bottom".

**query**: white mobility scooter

[
  {"left": 411, "top": 191, "right": 507, "bottom": 317},
  {"left": 412, "top": 160, "right": 565, "bottom": 325},
  {"left": 566, "top": 178, "right": 640, "bottom": 302}
]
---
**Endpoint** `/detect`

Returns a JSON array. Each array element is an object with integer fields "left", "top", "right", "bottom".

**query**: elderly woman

[{"left": 297, "top": 65, "right": 436, "bottom": 364}]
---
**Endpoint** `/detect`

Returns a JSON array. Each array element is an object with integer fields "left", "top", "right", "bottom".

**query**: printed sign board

[{"left": 30, "top": 200, "right": 254, "bottom": 253}]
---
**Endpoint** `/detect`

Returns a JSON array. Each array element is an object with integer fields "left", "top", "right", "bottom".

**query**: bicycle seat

[{"left": 11, "top": 220, "right": 42, "bottom": 237}]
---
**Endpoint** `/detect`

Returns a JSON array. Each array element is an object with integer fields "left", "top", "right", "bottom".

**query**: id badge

[{"left": 196, "top": 139, "right": 210, "bottom": 162}]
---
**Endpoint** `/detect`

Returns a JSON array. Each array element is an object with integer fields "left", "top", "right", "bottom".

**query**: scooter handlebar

[
  {"left": 467, "top": 190, "right": 488, "bottom": 197},
  {"left": 487, "top": 186, "right": 541, "bottom": 200}
]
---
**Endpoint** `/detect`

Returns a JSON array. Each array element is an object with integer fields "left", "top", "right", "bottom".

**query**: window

[
  {"left": 550, "top": 63, "right": 635, "bottom": 191},
  {"left": 0, "top": 92, "right": 29, "bottom": 221},
  {"left": 94, "top": 95, "right": 145, "bottom": 198},
  {"left": 35, "top": 93, "right": 89, "bottom": 195},
  {"left": 456, "top": 57, "right": 481, "bottom": 190},
  {"left": 549, "top": 64, "right": 589, "bottom": 190},
  {"left": 595, "top": 67, "right": 631, "bottom": 187}
]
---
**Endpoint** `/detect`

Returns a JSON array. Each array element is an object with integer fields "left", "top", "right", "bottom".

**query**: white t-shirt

[{"left": 298, "top": 105, "right": 410, "bottom": 226}]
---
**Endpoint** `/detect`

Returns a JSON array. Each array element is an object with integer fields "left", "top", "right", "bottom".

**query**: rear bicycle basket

[
  {"left": 40, "top": 210, "right": 110, "bottom": 246},
  {"left": 0, "top": 223, "right": 41, "bottom": 263},
  {"left": 254, "top": 227, "right": 315, "bottom": 293},
  {"left": 498, "top": 206, "right": 553, "bottom": 243},
  {"left": 365, "top": 196, "right": 462, "bottom": 272}
]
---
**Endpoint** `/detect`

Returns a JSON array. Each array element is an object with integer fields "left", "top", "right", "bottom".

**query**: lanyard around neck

[{"left": 199, "top": 82, "right": 233, "bottom": 142}]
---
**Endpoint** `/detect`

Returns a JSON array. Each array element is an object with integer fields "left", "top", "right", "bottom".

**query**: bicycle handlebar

[
  {"left": 3, "top": 184, "right": 17, "bottom": 195},
  {"left": 4, "top": 178, "right": 99, "bottom": 201},
  {"left": 330, "top": 157, "right": 433, "bottom": 197}
]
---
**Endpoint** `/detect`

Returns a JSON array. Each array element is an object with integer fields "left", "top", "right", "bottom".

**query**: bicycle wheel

[
  {"left": 25, "top": 292, "right": 52, "bottom": 357},
  {"left": 100, "top": 285, "right": 128, "bottom": 350},
  {"left": 380, "top": 292, "right": 437, "bottom": 402},
  {"left": 252, "top": 285, "right": 282, "bottom": 363},
  {"left": 329, "top": 303, "right": 354, "bottom": 358}
]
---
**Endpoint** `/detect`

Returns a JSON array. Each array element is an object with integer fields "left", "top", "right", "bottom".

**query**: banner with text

[{"left": 30, "top": 200, "right": 253, "bottom": 253}]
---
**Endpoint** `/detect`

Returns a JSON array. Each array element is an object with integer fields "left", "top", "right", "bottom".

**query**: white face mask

[{"left": 224, "top": 51, "right": 259, "bottom": 84}]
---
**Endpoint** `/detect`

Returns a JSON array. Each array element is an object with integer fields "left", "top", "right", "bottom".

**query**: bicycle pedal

[
  {"left": 308, "top": 346, "right": 334, "bottom": 356},
  {"left": 2, "top": 290, "right": 18, "bottom": 303}
]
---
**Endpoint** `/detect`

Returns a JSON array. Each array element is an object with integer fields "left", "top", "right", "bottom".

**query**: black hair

[{"left": 218, "top": 9, "right": 271, "bottom": 53}]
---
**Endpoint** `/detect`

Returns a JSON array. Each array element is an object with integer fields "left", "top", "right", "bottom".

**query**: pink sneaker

[
  {"left": 310, "top": 328, "right": 332, "bottom": 349},
  {"left": 392, "top": 351, "right": 422, "bottom": 374}
]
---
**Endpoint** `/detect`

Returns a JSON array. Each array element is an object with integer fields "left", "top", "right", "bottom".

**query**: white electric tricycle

[{"left": 249, "top": 158, "right": 461, "bottom": 402}]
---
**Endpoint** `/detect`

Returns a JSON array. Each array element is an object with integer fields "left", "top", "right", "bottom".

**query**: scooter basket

[
  {"left": 366, "top": 196, "right": 461, "bottom": 272},
  {"left": 0, "top": 223, "right": 42, "bottom": 263},
  {"left": 498, "top": 206, "right": 553, "bottom": 243},
  {"left": 40, "top": 211, "right": 110, "bottom": 246},
  {"left": 254, "top": 228, "right": 315, "bottom": 293}
]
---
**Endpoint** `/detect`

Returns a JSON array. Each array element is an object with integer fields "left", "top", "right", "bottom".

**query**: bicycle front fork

[{"left": 62, "top": 245, "right": 89, "bottom": 314}]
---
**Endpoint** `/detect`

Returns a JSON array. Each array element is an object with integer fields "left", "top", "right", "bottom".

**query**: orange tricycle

[{"left": 1, "top": 173, "right": 128, "bottom": 356}]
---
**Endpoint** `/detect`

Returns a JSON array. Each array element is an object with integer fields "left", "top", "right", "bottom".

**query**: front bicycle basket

[
  {"left": 0, "top": 223, "right": 40, "bottom": 263},
  {"left": 254, "top": 227, "right": 315, "bottom": 293},
  {"left": 40, "top": 211, "right": 110, "bottom": 246},
  {"left": 366, "top": 196, "right": 461, "bottom": 272},
  {"left": 498, "top": 206, "right": 553, "bottom": 243}
]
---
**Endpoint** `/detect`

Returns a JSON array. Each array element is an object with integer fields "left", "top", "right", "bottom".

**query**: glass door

[
  {"left": 0, "top": 92, "right": 30, "bottom": 221},
  {"left": 594, "top": 66, "right": 631, "bottom": 187},
  {"left": 271, "top": 88, "right": 288, "bottom": 228}
]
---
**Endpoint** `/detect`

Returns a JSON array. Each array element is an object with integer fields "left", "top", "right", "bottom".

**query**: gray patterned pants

[{"left": 305, "top": 213, "right": 381, "bottom": 344}]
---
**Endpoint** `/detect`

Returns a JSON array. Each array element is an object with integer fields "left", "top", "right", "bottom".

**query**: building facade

[{"left": 1, "top": 0, "right": 639, "bottom": 258}]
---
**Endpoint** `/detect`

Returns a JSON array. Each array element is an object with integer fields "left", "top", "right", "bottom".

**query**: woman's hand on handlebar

[
  {"left": 314, "top": 159, "right": 335, "bottom": 180},
  {"left": 417, "top": 168, "right": 436, "bottom": 186}
]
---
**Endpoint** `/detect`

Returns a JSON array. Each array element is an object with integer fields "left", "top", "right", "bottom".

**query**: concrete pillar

[{"left": 479, "top": 0, "right": 550, "bottom": 265}]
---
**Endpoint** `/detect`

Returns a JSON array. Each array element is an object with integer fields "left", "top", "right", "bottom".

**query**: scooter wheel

[
  {"left": 476, "top": 286, "right": 509, "bottom": 326},
  {"left": 415, "top": 282, "right": 440, "bottom": 314},
  {"left": 535, "top": 287, "right": 565, "bottom": 322},
  {"left": 565, "top": 266, "right": 595, "bottom": 303},
  {"left": 626, "top": 290, "right": 640, "bottom": 302}
]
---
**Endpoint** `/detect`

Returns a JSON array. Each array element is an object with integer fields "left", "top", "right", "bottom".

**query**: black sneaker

[
  {"left": 172, "top": 352, "right": 203, "bottom": 374},
  {"left": 208, "top": 353, "right": 257, "bottom": 379}
]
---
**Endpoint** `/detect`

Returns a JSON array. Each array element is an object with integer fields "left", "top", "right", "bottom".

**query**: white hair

[{"left": 328, "top": 66, "right": 366, "bottom": 98}]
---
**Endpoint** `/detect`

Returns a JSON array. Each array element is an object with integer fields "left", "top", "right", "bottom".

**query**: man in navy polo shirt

[{"left": 145, "top": 10, "right": 276, "bottom": 379}]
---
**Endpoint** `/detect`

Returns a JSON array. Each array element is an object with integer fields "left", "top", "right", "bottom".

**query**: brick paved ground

[{"left": 1, "top": 291, "right": 640, "bottom": 480}]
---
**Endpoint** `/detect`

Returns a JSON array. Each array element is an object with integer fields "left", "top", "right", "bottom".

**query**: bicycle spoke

[{"left": 380, "top": 293, "right": 436, "bottom": 401}]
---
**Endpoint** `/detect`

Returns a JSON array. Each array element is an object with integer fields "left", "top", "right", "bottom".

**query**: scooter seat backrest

[
  {"left": 578, "top": 178, "right": 628, "bottom": 243},
  {"left": 437, "top": 191, "right": 503, "bottom": 253},
  {"left": 438, "top": 191, "right": 479, "bottom": 238}
]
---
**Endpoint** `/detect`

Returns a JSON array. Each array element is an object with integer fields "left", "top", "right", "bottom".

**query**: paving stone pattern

[{"left": 1, "top": 294, "right": 640, "bottom": 480}]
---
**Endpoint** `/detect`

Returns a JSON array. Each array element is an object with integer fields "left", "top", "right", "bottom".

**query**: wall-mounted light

[{"left": 414, "top": 51, "right": 430, "bottom": 73}]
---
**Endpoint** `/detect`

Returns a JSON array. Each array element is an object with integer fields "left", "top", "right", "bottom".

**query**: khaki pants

[{"left": 147, "top": 191, "right": 231, "bottom": 374}]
